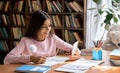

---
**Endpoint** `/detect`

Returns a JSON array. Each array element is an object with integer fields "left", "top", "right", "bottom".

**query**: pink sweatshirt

[{"left": 4, "top": 34, "right": 73, "bottom": 64}]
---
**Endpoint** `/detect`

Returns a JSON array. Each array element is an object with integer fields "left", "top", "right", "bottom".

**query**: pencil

[{"left": 93, "top": 41, "right": 97, "bottom": 47}]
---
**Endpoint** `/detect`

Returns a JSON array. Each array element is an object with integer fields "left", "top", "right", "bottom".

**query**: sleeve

[
  {"left": 4, "top": 38, "right": 30, "bottom": 64},
  {"left": 53, "top": 34, "right": 73, "bottom": 52}
]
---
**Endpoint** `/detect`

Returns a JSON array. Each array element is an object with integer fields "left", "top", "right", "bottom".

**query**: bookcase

[{"left": 0, "top": 0, "right": 86, "bottom": 63}]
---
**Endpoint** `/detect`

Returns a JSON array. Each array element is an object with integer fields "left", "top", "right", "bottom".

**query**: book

[
  {"left": 16, "top": 14, "right": 21, "bottom": 26},
  {"left": 2, "top": 14, "right": 7, "bottom": 25},
  {"left": 68, "top": 2, "right": 79, "bottom": 12},
  {"left": 51, "top": 2, "right": 57, "bottom": 12},
  {"left": 64, "top": 30, "right": 70, "bottom": 43},
  {"left": 31, "top": 0, "right": 40, "bottom": 12},
  {"left": 46, "top": 0, "right": 52, "bottom": 12},
  {"left": 4, "top": 1, "right": 10, "bottom": 12},
  {"left": 73, "top": 1, "right": 83, "bottom": 12},
  {"left": 109, "top": 59, "right": 120, "bottom": 66},
  {"left": 15, "top": 65, "right": 51, "bottom": 73},
  {"left": 73, "top": 32, "right": 82, "bottom": 42},
  {"left": 109, "top": 49, "right": 120, "bottom": 66},
  {"left": 109, "top": 49, "right": 120, "bottom": 60},
  {"left": 55, "top": 57, "right": 104, "bottom": 73},
  {"left": 68, "top": 31, "right": 76, "bottom": 43},
  {"left": 27, "top": 0, "right": 32, "bottom": 12},
  {"left": 52, "top": 1, "right": 61, "bottom": 12},
  {"left": 18, "top": 0, "right": 24, "bottom": 12},
  {"left": 65, "top": 1, "right": 72, "bottom": 12},
  {"left": 12, "top": 14, "right": 17, "bottom": 25},
  {"left": 0, "top": 41, "right": 5, "bottom": 51},
  {"left": 20, "top": 14, "right": 25, "bottom": 26},
  {"left": 65, "top": 15, "right": 71, "bottom": 28}
]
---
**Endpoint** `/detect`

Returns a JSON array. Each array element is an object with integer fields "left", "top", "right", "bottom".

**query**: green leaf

[
  {"left": 115, "top": 0, "right": 120, "bottom": 3},
  {"left": 104, "top": 13, "right": 113, "bottom": 23},
  {"left": 98, "top": 9, "right": 104, "bottom": 15},
  {"left": 87, "top": 8, "right": 96, "bottom": 10},
  {"left": 107, "top": 22, "right": 111, "bottom": 25},
  {"left": 93, "top": 0, "right": 101, "bottom": 5},
  {"left": 113, "top": 16, "right": 118, "bottom": 23},
  {"left": 118, "top": 14, "right": 120, "bottom": 19},
  {"left": 108, "top": 9, "right": 114, "bottom": 13},
  {"left": 104, "top": 24, "right": 110, "bottom": 31},
  {"left": 94, "top": 14, "right": 98, "bottom": 17},
  {"left": 112, "top": 0, "right": 118, "bottom": 7}
]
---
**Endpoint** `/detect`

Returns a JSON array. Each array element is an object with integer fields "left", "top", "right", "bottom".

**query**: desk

[{"left": 0, "top": 50, "right": 120, "bottom": 73}]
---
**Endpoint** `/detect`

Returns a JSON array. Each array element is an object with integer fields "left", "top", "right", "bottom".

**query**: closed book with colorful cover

[{"left": 15, "top": 65, "right": 51, "bottom": 73}]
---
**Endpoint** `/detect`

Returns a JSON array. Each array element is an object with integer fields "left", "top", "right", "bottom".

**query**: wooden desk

[{"left": 0, "top": 50, "right": 120, "bottom": 73}]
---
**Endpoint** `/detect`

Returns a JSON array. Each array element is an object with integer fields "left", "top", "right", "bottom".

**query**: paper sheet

[
  {"left": 41, "top": 56, "right": 69, "bottom": 66},
  {"left": 72, "top": 41, "right": 81, "bottom": 56},
  {"left": 55, "top": 57, "right": 104, "bottom": 73}
]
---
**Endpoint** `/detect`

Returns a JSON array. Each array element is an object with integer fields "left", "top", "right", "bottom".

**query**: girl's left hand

[{"left": 69, "top": 51, "right": 81, "bottom": 61}]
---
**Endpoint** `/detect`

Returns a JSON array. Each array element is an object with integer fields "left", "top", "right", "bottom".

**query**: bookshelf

[{"left": 0, "top": 0, "right": 86, "bottom": 63}]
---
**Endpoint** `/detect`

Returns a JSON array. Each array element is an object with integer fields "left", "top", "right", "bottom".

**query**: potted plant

[{"left": 88, "top": 0, "right": 120, "bottom": 30}]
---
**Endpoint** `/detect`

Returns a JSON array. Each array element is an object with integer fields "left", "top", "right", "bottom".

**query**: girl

[{"left": 4, "top": 10, "right": 80, "bottom": 64}]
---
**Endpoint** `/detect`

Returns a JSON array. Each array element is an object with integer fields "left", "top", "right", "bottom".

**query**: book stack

[{"left": 109, "top": 49, "right": 120, "bottom": 66}]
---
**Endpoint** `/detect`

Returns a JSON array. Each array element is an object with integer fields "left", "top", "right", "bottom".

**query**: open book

[{"left": 55, "top": 57, "right": 104, "bottom": 73}]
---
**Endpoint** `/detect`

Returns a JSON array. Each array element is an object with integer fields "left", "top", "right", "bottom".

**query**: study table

[{"left": 0, "top": 50, "right": 120, "bottom": 73}]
